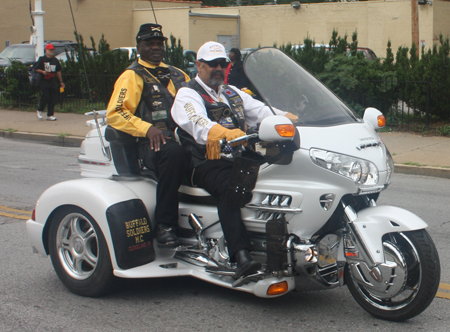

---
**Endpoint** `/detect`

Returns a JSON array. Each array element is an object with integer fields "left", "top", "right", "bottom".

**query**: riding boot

[
  {"left": 235, "top": 249, "right": 261, "bottom": 278},
  {"left": 157, "top": 224, "right": 180, "bottom": 248}
]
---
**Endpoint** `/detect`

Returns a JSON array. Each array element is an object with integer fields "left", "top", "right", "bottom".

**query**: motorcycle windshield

[{"left": 244, "top": 47, "right": 359, "bottom": 126}]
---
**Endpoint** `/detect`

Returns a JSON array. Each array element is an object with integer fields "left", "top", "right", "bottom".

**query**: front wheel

[
  {"left": 48, "top": 206, "right": 115, "bottom": 297},
  {"left": 345, "top": 229, "right": 440, "bottom": 321}
]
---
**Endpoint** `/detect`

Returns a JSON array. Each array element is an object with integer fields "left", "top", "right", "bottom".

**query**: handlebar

[{"left": 220, "top": 133, "right": 258, "bottom": 147}]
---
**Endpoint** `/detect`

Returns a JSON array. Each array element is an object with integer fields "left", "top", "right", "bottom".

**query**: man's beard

[{"left": 209, "top": 70, "right": 224, "bottom": 87}]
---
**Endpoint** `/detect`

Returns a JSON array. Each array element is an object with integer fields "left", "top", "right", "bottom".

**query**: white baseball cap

[{"left": 196, "top": 41, "right": 230, "bottom": 62}]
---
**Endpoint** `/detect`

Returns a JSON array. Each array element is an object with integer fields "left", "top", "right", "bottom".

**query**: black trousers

[
  {"left": 38, "top": 85, "right": 58, "bottom": 116},
  {"left": 140, "top": 140, "right": 188, "bottom": 227},
  {"left": 193, "top": 160, "right": 251, "bottom": 259}
]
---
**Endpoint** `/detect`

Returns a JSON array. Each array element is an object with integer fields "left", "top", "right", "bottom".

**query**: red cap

[{"left": 45, "top": 44, "right": 55, "bottom": 50}]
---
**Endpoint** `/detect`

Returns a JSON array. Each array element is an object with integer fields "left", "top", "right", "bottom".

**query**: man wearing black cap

[{"left": 107, "top": 23, "right": 190, "bottom": 248}]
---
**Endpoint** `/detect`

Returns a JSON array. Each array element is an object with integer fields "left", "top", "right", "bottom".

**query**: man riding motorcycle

[
  {"left": 106, "top": 23, "right": 190, "bottom": 248},
  {"left": 171, "top": 41, "right": 297, "bottom": 278}
]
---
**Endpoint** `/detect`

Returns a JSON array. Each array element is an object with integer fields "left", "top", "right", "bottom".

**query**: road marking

[
  {"left": 437, "top": 283, "right": 450, "bottom": 300},
  {"left": 0, "top": 205, "right": 32, "bottom": 220},
  {"left": 439, "top": 283, "right": 450, "bottom": 291}
]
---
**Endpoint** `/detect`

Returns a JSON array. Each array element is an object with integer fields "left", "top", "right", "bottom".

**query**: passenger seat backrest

[{"left": 104, "top": 125, "right": 141, "bottom": 176}]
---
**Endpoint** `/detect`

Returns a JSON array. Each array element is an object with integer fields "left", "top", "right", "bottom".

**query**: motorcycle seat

[
  {"left": 178, "top": 185, "right": 217, "bottom": 206},
  {"left": 104, "top": 125, "right": 141, "bottom": 176}
]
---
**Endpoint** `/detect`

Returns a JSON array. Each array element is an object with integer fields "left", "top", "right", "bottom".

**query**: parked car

[
  {"left": 0, "top": 43, "right": 35, "bottom": 70},
  {"left": 55, "top": 49, "right": 95, "bottom": 63},
  {"left": 354, "top": 47, "right": 377, "bottom": 61},
  {"left": 292, "top": 44, "right": 377, "bottom": 60},
  {"left": 44, "top": 40, "right": 78, "bottom": 56},
  {"left": 183, "top": 49, "right": 197, "bottom": 78},
  {"left": 240, "top": 47, "right": 258, "bottom": 59},
  {"left": 112, "top": 47, "right": 138, "bottom": 60}
]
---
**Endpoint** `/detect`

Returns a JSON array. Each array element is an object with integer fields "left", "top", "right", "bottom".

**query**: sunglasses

[{"left": 200, "top": 59, "right": 229, "bottom": 69}]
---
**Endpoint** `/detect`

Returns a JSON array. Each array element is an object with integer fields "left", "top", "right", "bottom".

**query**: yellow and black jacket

[{"left": 106, "top": 58, "right": 189, "bottom": 137}]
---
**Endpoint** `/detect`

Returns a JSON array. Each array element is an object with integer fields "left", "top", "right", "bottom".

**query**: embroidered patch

[
  {"left": 234, "top": 106, "right": 244, "bottom": 118},
  {"left": 152, "top": 110, "right": 167, "bottom": 121},
  {"left": 223, "top": 89, "right": 237, "bottom": 97},
  {"left": 219, "top": 116, "right": 234, "bottom": 128},
  {"left": 201, "top": 94, "right": 214, "bottom": 103},
  {"left": 230, "top": 96, "right": 243, "bottom": 104},
  {"left": 211, "top": 109, "right": 223, "bottom": 121}
]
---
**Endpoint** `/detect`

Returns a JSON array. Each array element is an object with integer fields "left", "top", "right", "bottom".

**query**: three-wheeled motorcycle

[{"left": 26, "top": 48, "right": 440, "bottom": 321}]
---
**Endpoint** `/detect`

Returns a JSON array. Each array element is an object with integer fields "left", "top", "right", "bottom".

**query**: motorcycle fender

[
  {"left": 31, "top": 178, "right": 155, "bottom": 270},
  {"left": 351, "top": 205, "right": 428, "bottom": 264}
]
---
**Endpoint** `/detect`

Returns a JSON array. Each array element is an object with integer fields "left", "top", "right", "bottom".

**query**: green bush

[{"left": 0, "top": 61, "right": 40, "bottom": 106}]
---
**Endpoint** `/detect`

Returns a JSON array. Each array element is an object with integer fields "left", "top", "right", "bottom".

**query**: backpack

[{"left": 28, "top": 59, "right": 42, "bottom": 87}]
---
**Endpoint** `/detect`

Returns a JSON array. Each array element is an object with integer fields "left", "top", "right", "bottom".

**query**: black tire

[
  {"left": 48, "top": 206, "right": 116, "bottom": 297},
  {"left": 345, "top": 229, "right": 440, "bottom": 321}
]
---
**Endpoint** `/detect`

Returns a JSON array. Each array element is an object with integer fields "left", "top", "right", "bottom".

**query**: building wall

[
  {"left": 133, "top": 7, "right": 191, "bottom": 47},
  {"left": 1, "top": 0, "right": 135, "bottom": 50},
  {"left": 189, "top": 16, "right": 239, "bottom": 52},
  {"left": 433, "top": 0, "right": 450, "bottom": 44},
  {"left": 237, "top": 1, "right": 436, "bottom": 59},
  {"left": 2, "top": 0, "right": 450, "bottom": 59}
]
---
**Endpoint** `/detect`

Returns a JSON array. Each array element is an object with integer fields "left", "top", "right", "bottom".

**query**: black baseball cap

[{"left": 136, "top": 23, "right": 167, "bottom": 43}]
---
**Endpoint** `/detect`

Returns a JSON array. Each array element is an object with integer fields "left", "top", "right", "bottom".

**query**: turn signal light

[
  {"left": 377, "top": 115, "right": 386, "bottom": 128},
  {"left": 275, "top": 124, "right": 295, "bottom": 137},
  {"left": 267, "top": 281, "right": 289, "bottom": 296}
]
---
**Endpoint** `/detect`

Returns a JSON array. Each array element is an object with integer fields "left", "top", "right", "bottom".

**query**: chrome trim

[
  {"left": 356, "top": 142, "right": 381, "bottom": 150},
  {"left": 245, "top": 204, "right": 302, "bottom": 213},
  {"left": 342, "top": 202, "right": 377, "bottom": 268}
]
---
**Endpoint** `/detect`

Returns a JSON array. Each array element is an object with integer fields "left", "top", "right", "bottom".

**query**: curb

[
  {"left": 0, "top": 130, "right": 84, "bottom": 147},
  {"left": 2, "top": 131, "right": 450, "bottom": 180},
  {"left": 394, "top": 164, "right": 450, "bottom": 179}
]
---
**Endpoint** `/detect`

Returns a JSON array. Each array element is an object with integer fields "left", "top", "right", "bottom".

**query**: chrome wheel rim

[
  {"left": 56, "top": 212, "right": 99, "bottom": 280},
  {"left": 353, "top": 233, "right": 421, "bottom": 310}
]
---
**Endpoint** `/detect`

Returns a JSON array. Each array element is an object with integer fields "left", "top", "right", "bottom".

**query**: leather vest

[
  {"left": 178, "top": 79, "right": 246, "bottom": 168},
  {"left": 127, "top": 61, "right": 187, "bottom": 131}
]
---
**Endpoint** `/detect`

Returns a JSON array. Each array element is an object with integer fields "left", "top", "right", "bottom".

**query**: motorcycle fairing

[{"left": 349, "top": 205, "right": 428, "bottom": 264}]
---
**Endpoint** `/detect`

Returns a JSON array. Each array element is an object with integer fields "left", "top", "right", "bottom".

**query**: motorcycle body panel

[{"left": 350, "top": 205, "right": 428, "bottom": 264}]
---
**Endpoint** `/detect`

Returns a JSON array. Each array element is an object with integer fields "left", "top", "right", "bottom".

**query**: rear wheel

[
  {"left": 345, "top": 229, "right": 440, "bottom": 321},
  {"left": 49, "top": 206, "right": 115, "bottom": 297}
]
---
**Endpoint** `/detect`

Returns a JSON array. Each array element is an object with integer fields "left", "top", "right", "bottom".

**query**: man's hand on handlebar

[
  {"left": 220, "top": 133, "right": 258, "bottom": 147},
  {"left": 146, "top": 125, "right": 170, "bottom": 152}
]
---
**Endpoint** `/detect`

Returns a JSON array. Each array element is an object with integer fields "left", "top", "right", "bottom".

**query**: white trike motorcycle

[{"left": 27, "top": 48, "right": 440, "bottom": 321}]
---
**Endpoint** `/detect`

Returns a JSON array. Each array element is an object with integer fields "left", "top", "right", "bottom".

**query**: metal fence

[
  {"left": 0, "top": 71, "right": 432, "bottom": 129},
  {"left": 0, "top": 70, "right": 120, "bottom": 112},
  {"left": 342, "top": 77, "right": 431, "bottom": 131}
]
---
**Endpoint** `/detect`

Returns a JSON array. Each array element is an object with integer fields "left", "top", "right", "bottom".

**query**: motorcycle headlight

[{"left": 310, "top": 149, "right": 379, "bottom": 186}]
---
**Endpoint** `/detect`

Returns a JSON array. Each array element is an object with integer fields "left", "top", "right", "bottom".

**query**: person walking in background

[
  {"left": 225, "top": 48, "right": 250, "bottom": 89},
  {"left": 35, "top": 43, "right": 64, "bottom": 121}
]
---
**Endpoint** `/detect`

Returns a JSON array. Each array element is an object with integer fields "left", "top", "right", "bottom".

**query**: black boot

[
  {"left": 157, "top": 224, "right": 180, "bottom": 248},
  {"left": 235, "top": 249, "right": 261, "bottom": 279}
]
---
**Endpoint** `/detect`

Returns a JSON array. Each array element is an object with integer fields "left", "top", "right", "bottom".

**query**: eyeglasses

[{"left": 200, "top": 59, "right": 229, "bottom": 69}]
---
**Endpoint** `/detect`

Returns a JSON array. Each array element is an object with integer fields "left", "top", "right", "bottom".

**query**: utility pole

[
  {"left": 411, "top": 0, "right": 419, "bottom": 56},
  {"left": 30, "top": 0, "right": 45, "bottom": 60}
]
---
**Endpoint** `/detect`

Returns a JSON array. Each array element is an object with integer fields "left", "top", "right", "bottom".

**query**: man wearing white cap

[{"left": 171, "top": 41, "right": 296, "bottom": 279}]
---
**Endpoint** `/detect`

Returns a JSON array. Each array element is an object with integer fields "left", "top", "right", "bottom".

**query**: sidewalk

[{"left": 1, "top": 108, "right": 450, "bottom": 178}]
